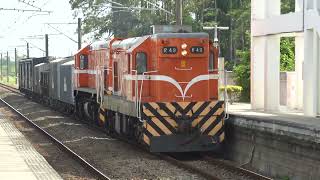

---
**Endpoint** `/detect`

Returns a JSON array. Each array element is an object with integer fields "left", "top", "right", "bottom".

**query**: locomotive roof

[
  {"left": 50, "top": 56, "right": 73, "bottom": 63},
  {"left": 34, "top": 62, "right": 47, "bottom": 67},
  {"left": 90, "top": 32, "right": 209, "bottom": 51},
  {"left": 113, "top": 36, "right": 149, "bottom": 51},
  {"left": 61, "top": 60, "right": 74, "bottom": 66},
  {"left": 151, "top": 32, "right": 209, "bottom": 39},
  {"left": 19, "top": 57, "right": 49, "bottom": 62}
]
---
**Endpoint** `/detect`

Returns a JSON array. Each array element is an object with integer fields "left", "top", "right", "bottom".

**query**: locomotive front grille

[{"left": 141, "top": 101, "right": 225, "bottom": 151}]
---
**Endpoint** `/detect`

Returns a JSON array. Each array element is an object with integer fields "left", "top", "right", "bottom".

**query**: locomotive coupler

[{"left": 176, "top": 115, "right": 193, "bottom": 134}]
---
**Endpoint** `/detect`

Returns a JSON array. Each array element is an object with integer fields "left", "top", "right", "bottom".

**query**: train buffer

[{"left": 0, "top": 112, "right": 61, "bottom": 180}]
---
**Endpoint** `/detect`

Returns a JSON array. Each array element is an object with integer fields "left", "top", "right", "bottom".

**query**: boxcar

[
  {"left": 48, "top": 57, "right": 73, "bottom": 108},
  {"left": 38, "top": 63, "right": 50, "bottom": 98},
  {"left": 18, "top": 57, "right": 48, "bottom": 95},
  {"left": 59, "top": 59, "right": 75, "bottom": 106}
]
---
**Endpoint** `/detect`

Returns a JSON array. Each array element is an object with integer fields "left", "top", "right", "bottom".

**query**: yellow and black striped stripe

[{"left": 141, "top": 101, "right": 225, "bottom": 146}]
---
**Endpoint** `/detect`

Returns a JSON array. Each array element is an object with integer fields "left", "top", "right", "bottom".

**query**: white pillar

[
  {"left": 251, "top": 0, "right": 266, "bottom": 19},
  {"left": 303, "top": 29, "right": 318, "bottom": 116},
  {"left": 294, "top": 0, "right": 304, "bottom": 111},
  {"left": 251, "top": 0, "right": 267, "bottom": 109},
  {"left": 318, "top": 34, "right": 320, "bottom": 115},
  {"left": 264, "top": 35, "right": 280, "bottom": 111},
  {"left": 295, "top": 0, "right": 304, "bottom": 11},
  {"left": 266, "top": 0, "right": 281, "bottom": 17},
  {"left": 313, "top": 0, "right": 319, "bottom": 10},
  {"left": 295, "top": 34, "right": 304, "bottom": 110},
  {"left": 251, "top": 37, "right": 266, "bottom": 109}
]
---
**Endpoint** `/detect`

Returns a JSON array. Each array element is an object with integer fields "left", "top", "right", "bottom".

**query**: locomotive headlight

[
  {"left": 181, "top": 43, "right": 188, "bottom": 49},
  {"left": 181, "top": 50, "right": 188, "bottom": 56}
]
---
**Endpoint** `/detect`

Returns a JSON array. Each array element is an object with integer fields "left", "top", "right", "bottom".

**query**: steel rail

[
  {"left": 0, "top": 84, "right": 21, "bottom": 94},
  {"left": 202, "top": 156, "right": 273, "bottom": 180},
  {"left": 0, "top": 84, "right": 111, "bottom": 180},
  {"left": 154, "top": 153, "right": 221, "bottom": 180}
]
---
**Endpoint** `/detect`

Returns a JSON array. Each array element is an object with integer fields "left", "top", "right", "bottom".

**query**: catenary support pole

[
  {"left": 45, "top": 34, "right": 49, "bottom": 58},
  {"left": 14, "top": 48, "right": 17, "bottom": 84},
  {"left": 78, "top": 18, "right": 82, "bottom": 50},
  {"left": 0, "top": 53, "right": 2, "bottom": 81},
  {"left": 6, "top": 51, "right": 9, "bottom": 83},
  {"left": 27, "top": 42, "right": 29, "bottom": 58},
  {"left": 175, "top": 0, "right": 182, "bottom": 26}
]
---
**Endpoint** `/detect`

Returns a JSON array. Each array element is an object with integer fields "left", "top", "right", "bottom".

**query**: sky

[{"left": 0, "top": 0, "right": 80, "bottom": 59}]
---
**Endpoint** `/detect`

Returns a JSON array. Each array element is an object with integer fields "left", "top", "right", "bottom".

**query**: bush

[
  {"left": 233, "top": 50, "right": 250, "bottom": 102},
  {"left": 219, "top": 85, "right": 243, "bottom": 104}
]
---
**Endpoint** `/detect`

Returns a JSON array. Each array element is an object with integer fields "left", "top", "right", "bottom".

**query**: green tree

[
  {"left": 280, "top": 37, "right": 295, "bottom": 71},
  {"left": 281, "top": 0, "right": 295, "bottom": 14}
]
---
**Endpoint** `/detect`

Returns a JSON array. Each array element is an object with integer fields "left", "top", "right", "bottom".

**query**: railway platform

[
  {"left": 228, "top": 103, "right": 320, "bottom": 142},
  {"left": 226, "top": 103, "right": 320, "bottom": 180},
  {"left": 0, "top": 113, "right": 62, "bottom": 180}
]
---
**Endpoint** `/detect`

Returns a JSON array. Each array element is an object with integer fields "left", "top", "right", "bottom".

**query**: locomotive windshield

[
  {"left": 80, "top": 55, "right": 88, "bottom": 69},
  {"left": 136, "top": 52, "right": 147, "bottom": 74}
]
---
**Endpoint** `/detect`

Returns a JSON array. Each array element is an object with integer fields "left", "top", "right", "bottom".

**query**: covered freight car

[
  {"left": 37, "top": 63, "right": 50, "bottom": 100},
  {"left": 18, "top": 57, "right": 48, "bottom": 95},
  {"left": 59, "top": 59, "right": 75, "bottom": 113},
  {"left": 48, "top": 57, "right": 73, "bottom": 107}
]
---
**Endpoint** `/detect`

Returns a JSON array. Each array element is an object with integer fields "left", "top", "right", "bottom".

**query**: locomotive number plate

[
  {"left": 162, "top": 47, "right": 178, "bottom": 54},
  {"left": 190, "top": 46, "right": 204, "bottom": 54}
]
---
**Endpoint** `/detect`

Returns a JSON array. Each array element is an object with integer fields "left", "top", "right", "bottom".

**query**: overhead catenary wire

[
  {"left": 44, "top": 22, "right": 77, "bottom": 25},
  {"left": 24, "top": 0, "right": 51, "bottom": 22},
  {"left": 18, "top": 0, "right": 42, "bottom": 11},
  {"left": 20, "top": 33, "right": 63, "bottom": 39},
  {"left": 0, "top": 8, "right": 52, "bottom": 13},
  {"left": 0, "top": 0, "right": 52, "bottom": 34},
  {"left": 46, "top": 24, "right": 78, "bottom": 43},
  {"left": 142, "top": 0, "right": 173, "bottom": 15},
  {"left": 92, "top": 4, "right": 173, "bottom": 15},
  {"left": 22, "top": 40, "right": 46, "bottom": 53}
]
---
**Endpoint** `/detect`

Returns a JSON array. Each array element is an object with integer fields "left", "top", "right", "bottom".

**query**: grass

[{"left": 0, "top": 76, "right": 18, "bottom": 88}]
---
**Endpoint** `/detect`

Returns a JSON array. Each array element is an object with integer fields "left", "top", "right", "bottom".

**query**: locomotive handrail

[
  {"left": 174, "top": 67, "right": 193, "bottom": 71},
  {"left": 209, "top": 68, "right": 219, "bottom": 72},
  {"left": 130, "top": 70, "right": 139, "bottom": 117},
  {"left": 224, "top": 70, "right": 232, "bottom": 120},
  {"left": 211, "top": 65, "right": 229, "bottom": 120},
  {"left": 138, "top": 70, "right": 158, "bottom": 122}
]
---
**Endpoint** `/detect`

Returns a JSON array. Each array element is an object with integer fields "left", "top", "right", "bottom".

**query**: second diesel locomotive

[{"left": 19, "top": 30, "right": 225, "bottom": 152}]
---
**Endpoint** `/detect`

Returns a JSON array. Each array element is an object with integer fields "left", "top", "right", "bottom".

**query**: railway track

[
  {"left": 202, "top": 156, "right": 273, "bottom": 180},
  {"left": 0, "top": 83, "right": 273, "bottom": 180},
  {"left": 0, "top": 83, "right": 111, "bottom": 180}
]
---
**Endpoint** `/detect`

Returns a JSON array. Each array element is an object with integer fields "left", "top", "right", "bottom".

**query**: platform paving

[
  {"left": 228, "top": 103, "right": 320, "bottom": 143},
  {"left": 0, "top": 113, "right": 62, "bottom": 180}
]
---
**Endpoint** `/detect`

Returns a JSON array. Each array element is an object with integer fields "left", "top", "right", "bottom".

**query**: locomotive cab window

[
  {"left": 209, "top": 52, "right": 215, "bottom": 71},
  {"left": 136, "top": 52, "right": 147, "bottom": 74},
  {"left": 79, "top": 54, "right": 88, "bottom": 70}
]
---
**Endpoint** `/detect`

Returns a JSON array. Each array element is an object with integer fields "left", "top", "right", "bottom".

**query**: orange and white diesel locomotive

[{"left": 73, "top": 32, "right": 225, "bottom": 152}]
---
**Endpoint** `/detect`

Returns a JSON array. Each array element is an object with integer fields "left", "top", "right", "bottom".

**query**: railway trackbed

[
  {"left": 152, "top": 153, "right": 273, "bottom": 180},
  {"left": 0, "top": 83, "right": 273, "bottom": 180},
  {"left": 0, "top": 84, "right": 111, "bottom": 180}
]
